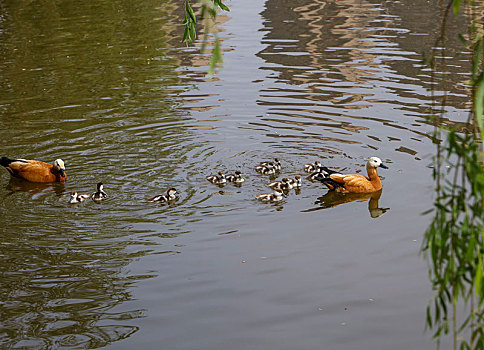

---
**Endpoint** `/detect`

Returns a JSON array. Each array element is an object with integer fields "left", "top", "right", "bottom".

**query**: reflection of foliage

[
  {"left": 183, "top": 0, "right": 229, "bottom": 76},
  {"left": 423, "top": 1, "right": 484, "bottom": 349}
]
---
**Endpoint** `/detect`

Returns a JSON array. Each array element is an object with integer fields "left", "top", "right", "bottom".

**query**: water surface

[{"left": 0, "top": 0, "right": 470, "bottom": 349}]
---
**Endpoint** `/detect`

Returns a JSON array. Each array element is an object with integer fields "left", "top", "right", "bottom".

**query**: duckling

[
  {"left": 255, "top": 162, "right": 276, "bottom": 175},
  {"left": 206, "top": 171, "right": 226, "bottom": 184},
  {"left": 148, "top": 187, "right": 178, "bottom": 203},
  {"left": 69, "top": 191, "right": 90, "bottom": 204},
  {"left": 226, "top": 170, "right": 245, "bottom": 184},
  {"left": 91, "top": 182, "right": 107, "bottom": 201},
  {"left": 304, "top": 161, "right": 321, "bottom": 173},
  {"left": 260, "top": 158, "right": 281, "bottom": 171},
  {"left": 255, "top": 189, "right": 284, "bottom": 202},
  {"left": 288, "top": 175, "right": 302, "bottom": 188},
  {"left": 308, "top": 165, "right": 339, "bottom": 181},
  {"left": 266, "top": 177, "right": 293, "bottom": 191}
]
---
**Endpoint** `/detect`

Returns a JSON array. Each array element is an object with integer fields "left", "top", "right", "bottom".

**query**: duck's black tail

[
  {"left": 319, "top": 177, "right": 345, "bottom": 191},
  {"left": 320, "top": 166, "right": 339, "bottom": 177},
  {"left": 0, "top": 157, "right": 14, "bottom": 167}
]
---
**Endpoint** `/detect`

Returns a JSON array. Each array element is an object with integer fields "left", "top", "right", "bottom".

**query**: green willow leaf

[{"left": 453, "top": 0, "right": 461, "bottom": 16}]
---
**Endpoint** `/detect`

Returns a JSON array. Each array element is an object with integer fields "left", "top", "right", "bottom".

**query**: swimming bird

[
  {"left": 304, "top": 161, "right": 321, "bottom": 173},
  {"left": 266, "top": 177, "right": 293, "bottom": 191},
  {"left": 226, "top": 170, "right": 245, "bottom": 184},
  {"left": 318, "top": 157, "right": 388, "bottom": 193},
  {"left": 308, "top": 166, "right": 340, "bottom": 181},
  {"left": 148, "top": 187, "right": 178, "bottom": 203},
  {"left": 260, "top": 158, "right": 281, "bottom": 171},
  {"left": 255, "top": 189, "right": 284, "bottom": 202},
  {"left": 255, "top": 162, "right": 276, "bottom": 175},
  {"left": 288, "top": 175, "right": 302, "bottom": 188},
  {"left": 0, "top": 157, "right": 67, "bottom": 182},
  {"left": 206, "top": 171, "right": 226, "bottom": 184},
  {"left": 69, "top": 191, "right": 90, "bottom": 204},
  {"left": 91, "top": 182, "right": 107, "bottom": 201}
]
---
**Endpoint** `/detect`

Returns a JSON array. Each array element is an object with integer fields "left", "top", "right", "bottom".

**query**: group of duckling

[{"left": 206, "top": 158, "right": 304, "bottom": 203}]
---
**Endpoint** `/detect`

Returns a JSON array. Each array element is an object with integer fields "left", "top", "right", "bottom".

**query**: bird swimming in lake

[
  {"left": 266, "top": 177, "right": 292, "bottom": 191},
  {"left": 206, "top": 171, "right": 226, "bottom": 184},
  {"left": 0, "top": 157, "right": 67, "bottom": 182},
  {"left": 317, "top": 157, "right": 388, "bottom": 193},
  {"left": 288, "top": 175, "right": 302, "bottom": 188},
  {"left": 91, "top": 182, "right": 107, "bottom": 201},
  {"left": 255, "top": 189, "right": 284, "bottom": 202},
  {"left": 148, "top": 187, "right": 178, "bottom": 203},
  {"left": 68, "top": 191, "right": 90, "bottom": 204},
  {"left": 255, "top": 162, "right": 276, "bottom": 175},
  {"left": 308, "top": 166, "right": 340, "bottom": 181},
  {"left": 304, "top": 161, "right": 321, "bottom": 173},
  {"left": 260, "top": 158, "right": 281, "bottom": 171},
  {"left": 226, "top": 170, "right": 245, "bottom": 184}
]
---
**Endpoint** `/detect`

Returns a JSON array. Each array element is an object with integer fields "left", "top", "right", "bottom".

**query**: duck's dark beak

[
  {"left": 59, "top": 169, "right": 66, "bottom": 177},
  {"left": 379, "top": 163, "right": 388, "bottom": 169}
]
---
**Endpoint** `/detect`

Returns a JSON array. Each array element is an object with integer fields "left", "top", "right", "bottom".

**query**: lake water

[{"left": 0, "top": 0, "right": 470, "bottom": 349}]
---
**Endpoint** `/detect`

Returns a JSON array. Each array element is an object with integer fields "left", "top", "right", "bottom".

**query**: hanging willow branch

[{"left": 183, "top": 0, "right": 230, "bottom": 76}]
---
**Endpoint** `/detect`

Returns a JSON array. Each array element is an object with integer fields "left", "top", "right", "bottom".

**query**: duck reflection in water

[
  {"left": 311, "top": 189, "right": 389, "bottom": 218},
  {"left": 5, "top": 177, "right": 66, "bottom": 197}
]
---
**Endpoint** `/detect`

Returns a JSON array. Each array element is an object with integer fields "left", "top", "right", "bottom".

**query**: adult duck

[
  {"left": 318, "top": 157, "right": 388, "bottom": 193},
  {"left": 1, "top": 157, "right": 67, "bottom": 182}
]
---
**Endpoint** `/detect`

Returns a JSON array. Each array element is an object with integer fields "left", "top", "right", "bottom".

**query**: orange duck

[
  {"left": 1, "top": 157, "right": 67, "bottom": 182},
  {"left": 318, "top": 157, "right": 387, "bottom": 193}
]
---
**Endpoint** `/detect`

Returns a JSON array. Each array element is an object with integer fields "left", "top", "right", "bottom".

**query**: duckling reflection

[{"left": 307, "top": 189, "right": 389, "bottom": 218}]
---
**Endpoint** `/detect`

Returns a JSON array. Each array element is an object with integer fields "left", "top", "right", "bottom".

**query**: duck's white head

[
  {"left": 54, "top": 159, "right": 66, "bottom": 177},
  {"left": 368, "top": 157, "right": 388, "bottom": 169},
  {"left": 54, "top": 159, "right": 65, "bottom": 170}
]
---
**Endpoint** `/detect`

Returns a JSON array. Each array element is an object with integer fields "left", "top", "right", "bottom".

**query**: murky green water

[{"left": 0, "top": 0, "right": 470, "bottom": 349}]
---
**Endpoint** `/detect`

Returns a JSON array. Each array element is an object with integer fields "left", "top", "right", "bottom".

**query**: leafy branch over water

[
  {"left": 423, "top": 1, "right": 484, "bottom": 349},
  {"left": 183, "top": 0, "right": 229, "bottom": 76}
]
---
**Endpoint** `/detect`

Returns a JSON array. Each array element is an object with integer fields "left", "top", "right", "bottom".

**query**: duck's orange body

[
  {"left": 320, "top": 157, "right": 387, "bottom": 194},
  {"left": 1, "top": 157, "right": 67, "bottom": 183}
]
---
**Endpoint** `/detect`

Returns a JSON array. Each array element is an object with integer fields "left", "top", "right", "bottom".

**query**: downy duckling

[
  {"left": 304, "top": 161, "right": 321, "bottom": 173},
  {"left": 148, "top": 187, "right": 178, "bottom": 203},
  {"left": 69, "top": 191, "right": 90, "bottom": 204},
  {"left": 288, "top": 175, "right": 302, "bottom": 188},
  {"left": 207, "top": 171, "right": 226, "bottom": 184},
  {"left": 266, "top": 177, "right": 293, "bottom": 191},
  {"left": 226, "top": 170, "right": 245, "bottom": 184},
  {"left": 308, "top": 165, "right": 340, "bottom": 181},
  {"left": 260, "top": 158, "right": 281, "bottom": 171},
  {"left": 255, "top": 162, "right": 276, "bottom": 175},
  {"left": 91, "top": 182, "right": 107, "bottom": 201},
  {"left": 256, "top": 189, "right": 284, "bottom": 202}
]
